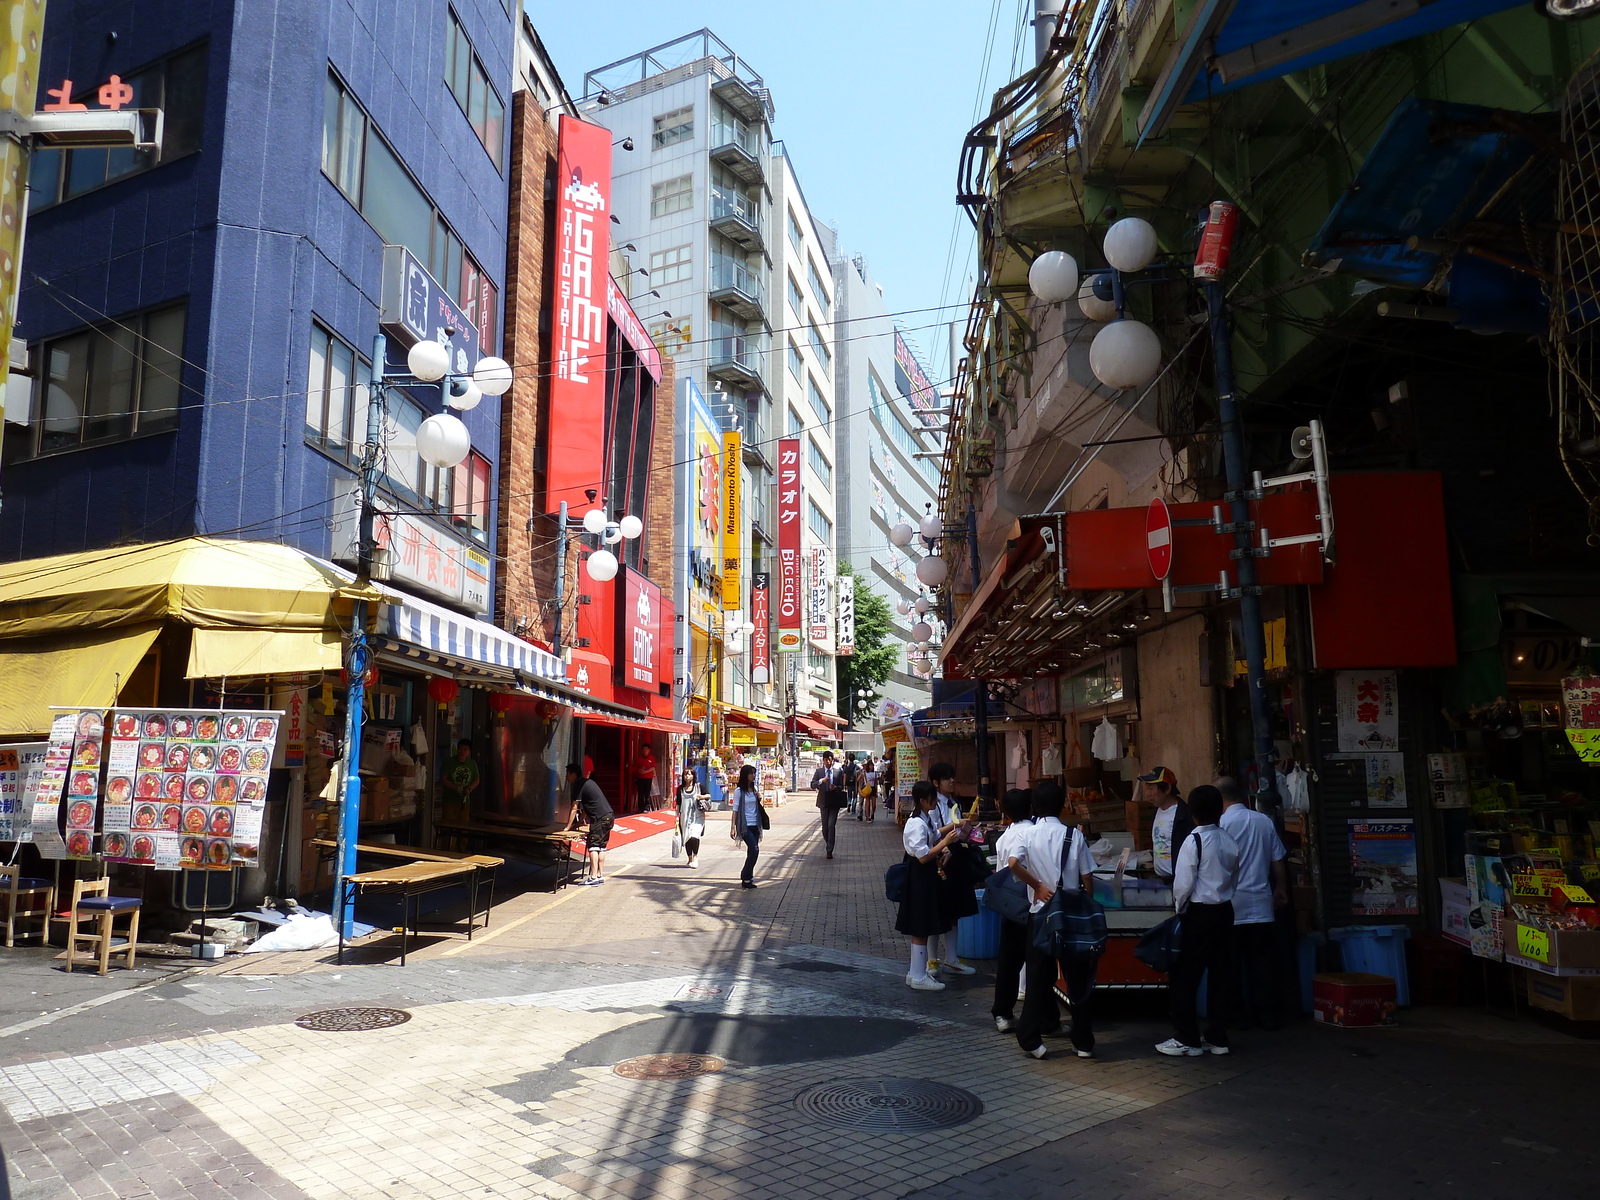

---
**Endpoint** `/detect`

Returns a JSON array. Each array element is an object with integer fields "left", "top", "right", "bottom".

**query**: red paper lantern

[
  {"left": 488, "top": 692, "right": 517, "bottom": 714},
  {"left": 535, "top": 700, "right": 561, "bottom": 720},
  {"left": 427, "top": 677, "right": 459, "bottom": 706}
]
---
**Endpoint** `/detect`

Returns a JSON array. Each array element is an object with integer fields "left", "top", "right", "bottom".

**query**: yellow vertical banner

[
  {"left": 0, "top": 0, "right": 46, "bottom": 340},
  {"left": 721, "top": 430, "right": 742, "bottom": 609}
]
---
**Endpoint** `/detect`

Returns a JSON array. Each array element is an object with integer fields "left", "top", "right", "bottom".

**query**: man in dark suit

[{"left": 810, "top": 750, "right": 847, "bottom": 859}]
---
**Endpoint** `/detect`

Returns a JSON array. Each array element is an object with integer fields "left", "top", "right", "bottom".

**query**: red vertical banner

[
  {"left": 547, "top": 115, "right": 612, "bottom": 514},
  {"left": 777, "top": 438, "right": 802, "bottom": 652},
  {"left": 750, "top": 572, "right": 771, "bottom": 684}
]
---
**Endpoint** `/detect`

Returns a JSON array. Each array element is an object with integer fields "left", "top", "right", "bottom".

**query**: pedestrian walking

[
  {"left": 1008, "top": 782, "right": 1097, "bottom": 1059},
  {"left": 990, "top": 788, "right": 1034, "bottom": 1033},
  {"left": 897, "top": 780, "right": 965, "bottom": 991},
  {"left": 676, "top": 767, "right": 705, "bottom": 869},
  {"left": 810, "top": 749, "right": 848, "bottom": 859},
  {"left": 1216, "top": 775, "right": 1289, "bottom": 1030},
  {"left": 729, "top": 764, "right": 767, "bottom": 888},
  {"left": 843, "top": 753, "right": 860, "bottom": 817},
  {"left": 928, "top": 761, "right": 979, "bottom": 977},
  {"left": 564, "top": 763, "right": 615, "bottom": 886},
  {"left": 859, "top": 756, "right": 879, "bottom": 822},
  {"left": 1139, "top": 766, "right": 1193, "bottom": 880},
  {"left": 633, "top": 744, "right": 659, "bottom": 811},
  {"left": 1156, "top": 784, "right": 1241, "bottom": 1057}
]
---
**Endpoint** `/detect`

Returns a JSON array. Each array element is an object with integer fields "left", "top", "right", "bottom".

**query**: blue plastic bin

[
  {"left": 957, "top": 890, "right": 1002, "bottom": 959},
  {"left": 1329, "top": 925, "right": 1411, "bottom": 1005}
]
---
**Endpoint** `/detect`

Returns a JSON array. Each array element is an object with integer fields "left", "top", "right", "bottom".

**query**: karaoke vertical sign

[{"left": 777, "top": 438, "right": 802, "bottom": 652}]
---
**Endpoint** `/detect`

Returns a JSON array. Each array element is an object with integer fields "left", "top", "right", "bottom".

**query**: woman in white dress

[{"left": 675, "top": 768, "right": 704, "bottom": 868}]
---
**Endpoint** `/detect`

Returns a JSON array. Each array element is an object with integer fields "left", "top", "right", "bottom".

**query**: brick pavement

[{"left": 6, "top": 798, "right": 1600, "bottom": 1199}]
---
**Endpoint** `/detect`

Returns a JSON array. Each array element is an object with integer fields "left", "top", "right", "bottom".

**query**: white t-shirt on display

[
  {"left": 1151, "top": 805, "right": 1179, "bottom": 878},
  {"left": 1220, "top": 804, "right": 1287, "bottom": 925}
]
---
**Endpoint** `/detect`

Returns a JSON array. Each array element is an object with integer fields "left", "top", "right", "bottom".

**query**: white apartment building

[
  {"left": 582, "top": 31, "right": 840, "bottom": 737},
  {"left": 831, "top": 250, "right": 942, "bottom": 714}
]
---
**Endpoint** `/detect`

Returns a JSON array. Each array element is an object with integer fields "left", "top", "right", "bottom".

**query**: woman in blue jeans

[{"left": 728, "top": 764, "right": 766, "bottom": 889}]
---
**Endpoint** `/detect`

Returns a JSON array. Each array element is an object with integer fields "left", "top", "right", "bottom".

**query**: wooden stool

[
  {"left": 66, "top": 877, "right": 142, "bottom": 974},
  {"left": 1, "top": 866, "right": 54, "bottom": 947}
]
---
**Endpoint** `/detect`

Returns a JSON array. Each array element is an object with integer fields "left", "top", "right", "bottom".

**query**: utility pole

[{"left": 966, "top": 505, "right": 992, "bottom": 809}]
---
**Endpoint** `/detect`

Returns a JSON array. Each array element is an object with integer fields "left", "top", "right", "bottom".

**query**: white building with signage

[
  {"left": 583, "top": 31, "right": 840, "bottom": 737},
  {"left": 831, "top": 249, "right": 942, "bottom": 712}
]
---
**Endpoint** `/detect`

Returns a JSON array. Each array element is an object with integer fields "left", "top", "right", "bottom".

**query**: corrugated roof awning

[{"left": 0, "top": 624, "right": 160, "bottom": 737}]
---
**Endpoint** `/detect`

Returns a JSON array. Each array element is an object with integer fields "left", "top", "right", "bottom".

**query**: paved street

[{"left": 4, "top": 798, "right": 1598, "bottom": 1200}]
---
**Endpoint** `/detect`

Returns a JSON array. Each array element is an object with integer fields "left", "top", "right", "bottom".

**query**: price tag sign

[
  {"left": 1556, "top": 883, "right": 1595, "bottom": 906},
  {"left": 1517, "top": 925, "right": 1551, "bottom": 963},
  {"left": 1565, "top": 728, "right": 1600, "bottom": 762},
  {"left": 1582, "top": 864, "right": 1600, "bottom": 885},
  {"left": 1511, "top": 873, "right": 1554, "bottom": 899}
]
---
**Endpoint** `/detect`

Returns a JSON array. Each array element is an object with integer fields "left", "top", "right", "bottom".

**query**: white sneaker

[
  {"left": 940, "top": 959, "right": 977, "bottom": 976},
  {"left": 687, "top": 861, "right": 698, "bottom": 869},
  {"left": 1025, "top": 1044, "right": 1047, "bottom": 1060},
  {"left": 1075, "top": 1049, "right": 1094, "bottom": 1059},
  {"left": 994, "top": 1015, "right": 1015, "bottom": 1033},
  {"left": 1155, "top": 1038, "right": 1204, "bottom": 1057},
  {"left": 906, "top": 974, "right": 946, "bottom": 991},
  {"left": 1201, "top": 1041, "right": 1231, "bottom": 1056}
]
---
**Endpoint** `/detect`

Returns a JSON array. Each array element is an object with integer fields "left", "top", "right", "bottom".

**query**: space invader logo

[
  {"left": 565, "top": 171, "right": 606, "bottom": 213},
  {"left": 636, "top": 587, "right": 652, "bottom": 630}
]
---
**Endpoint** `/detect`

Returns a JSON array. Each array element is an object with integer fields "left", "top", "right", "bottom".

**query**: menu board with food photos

[
  {"left": 102, "top": 708, "right": 280, "bottom": 870},
  {"left": 27, "top": 711, "right": 82, "bottom": 859}
]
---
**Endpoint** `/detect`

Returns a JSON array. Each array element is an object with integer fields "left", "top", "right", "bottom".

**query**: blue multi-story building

[{"left": 4, "top": 0, "right": 514, "bottom": 617}]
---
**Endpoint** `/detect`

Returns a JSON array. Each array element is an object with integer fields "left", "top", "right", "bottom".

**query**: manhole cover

[
  {"left": 612, "top": 1053, "right": 726, "bottom": 1080},
  {"left": 294, "top": 1007, "right": 412, "bottom": 1032},
  {"left": 794, "top": 1078, "right": 984, "bottom": 1131}
]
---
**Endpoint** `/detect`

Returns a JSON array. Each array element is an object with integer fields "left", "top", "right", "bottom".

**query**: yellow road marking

[{"left": 439, "top": 864, "right": 634, "bottom": 957}]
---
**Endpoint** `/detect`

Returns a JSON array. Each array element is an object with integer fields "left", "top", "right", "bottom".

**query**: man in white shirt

[
  {"left": 1139, "top": 766, "right": 1192, "bottom": 879},
  {"left": 990, "top": 790, "right": 1035, "bottom": 1033},
  {"left": 1008, "top": 782, "right": 1097, "bottom": 1060},
  {"left": 1217, "top": 776, "right": 1289, "bottom": 1031},
  {"left": 1157, "top": 785, "right": 1241, "bottom": 1057}
]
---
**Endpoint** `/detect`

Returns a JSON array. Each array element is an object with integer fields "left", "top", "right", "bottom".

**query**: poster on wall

[
  {"left": 1561, "top": 676, "right": 1600, "bottom": 729},
  {"left": 1335, "top": 670, "right": 1398, "bottom": 752},
  {"left": 777, "top": 437, "right": 802, "bottom": 651},
  {"left": 750, "top": 573, "right": 771, "bottom": 685},
  {"left": 1348, "top": 818, "right": 1419, "bottom": 916},
  {"left": 1426, "top": 752, "right": 1469, "bottom": 808},
  {"left": 1363, "top": 753, "right": 1407, "bottom": 808},
  {"left": 0, "top": 742, "right": 47, "bottom": 842},
  {"left": 28, "top": 712, "right": 80, "bottom": 859},
  {"left": 894, "top": 743, "right": 920, "bottom": 820}
]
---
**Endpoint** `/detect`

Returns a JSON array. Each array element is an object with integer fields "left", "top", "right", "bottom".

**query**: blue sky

[{"left": 526, "top": 1, "right": 1035, "bottom": 383}]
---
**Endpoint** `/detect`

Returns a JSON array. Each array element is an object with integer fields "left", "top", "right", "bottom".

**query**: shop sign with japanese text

[{"left": 1336, "top": 670, "right": 1398, "bottom": 752}]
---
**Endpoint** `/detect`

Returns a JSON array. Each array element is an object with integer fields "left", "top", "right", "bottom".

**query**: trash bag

[{"left": 244, "top": 912, "right": 340, "bottom": 953}]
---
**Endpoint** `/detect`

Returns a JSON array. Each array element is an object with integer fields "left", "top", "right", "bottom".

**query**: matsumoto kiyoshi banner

[
  {"left": 777, "top": 438, "right": 802, "bottom": 651},
  {"left": 721, "top": 430, "right": 742, "bottom": 610},
  {"left": 547, "top": 115, "right": 612, "bottom": 514},
  {"left": 750, "top": 572, "right": 771, "bottom": 684},
  {"left": 836, "top": 574, "right": 855, "bottom": 656}
]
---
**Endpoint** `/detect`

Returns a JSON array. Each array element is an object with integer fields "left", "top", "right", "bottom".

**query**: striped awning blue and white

[{"left": 377, "top": 585, "right": 564, "bottom": 682}]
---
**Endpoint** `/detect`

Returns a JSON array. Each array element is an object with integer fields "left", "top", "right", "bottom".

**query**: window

[
  {"left": 807, "top": 498, "right": 832, "bottom": 542},
  {"left": 788, "top": 208, "right": 803, "bottom": 252},
  {"left": 445, "top": 10, "right": 505, "bottom": 169},
  {"left": 451, "top": 451, "right": 492, "bottom": 540},
  {"left": 787, "top": 273, "right": 804, "bottom": 317},
  {"left": 787, "top": 405, "right": 804, "bottom": 436},
  {"left": 787, "top": 338, "right": 803, "bottom": 382},
  {"left": 870, "top": 369, "right": 937, "bottom": 482},
  {"left": 808, "top": 258, "right": 831, "bottom": 316},
  {"left": 18, "top": 304, "right": 186, "bottom": 458},
  {"left": 305, "top": 323, "right": 369, "bottom": 455},
  {"left": 650, "top": 174, "right": 693, "bottom": 217},
  {"left": 807, "top": 375, "right": 830, "bottom": 426},
  {"left": 808, "top": 319, "right": 831, "bottom": 375},
  {"left": 649, "top": 317, "right": 691, "bottom": 358},
  {"left": 808, "top": 436, "right": 831, "bottom": 489},
  {"left": 28, "top": 43, "right": 208, "bottom": 212},
  {"left": 808, "top": 647, "right": 831, "bottom": 673},
  {"left": 322, "top": 71, "right": 498, "bottom": 350},
  {"left": 649, "top": 244, "right": 693, "bottom": 285},
  {"left": 653, "top": 105, "right": 694, "bottom": 149}
]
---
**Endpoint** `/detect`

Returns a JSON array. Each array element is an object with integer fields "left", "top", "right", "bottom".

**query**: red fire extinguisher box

[{"left": 1313, "top": 972, "right": 1399, "bottom": 1027}]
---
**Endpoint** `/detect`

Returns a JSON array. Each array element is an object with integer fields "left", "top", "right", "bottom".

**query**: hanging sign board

[
  {"left": 721, "top": 431, "right": 742, "bottom": 609},
  {"left": 777, "top": 438, "right": 803, "bottom": 651},
  {"left": 750, "top": 573, "right": 771, "bottom": 684}
]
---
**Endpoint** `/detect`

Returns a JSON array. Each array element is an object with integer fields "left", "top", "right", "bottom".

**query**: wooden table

[
  {"left": 312, "top": 839, "right": 505, "bottom": 933},
  {"left": 432, "top": 821, "right": 589, "bottom": 888},
  {"left": 337, "top": 860, "right": 479, "bottom": 965}
]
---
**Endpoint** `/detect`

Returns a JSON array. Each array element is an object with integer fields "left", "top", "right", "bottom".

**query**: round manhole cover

[
  {"left": 794, "top": 1078, "right": 984, "bottom": 1131},
  {"left": 612, "top": 1053, "right": 726, "bottom": 1080},
  {"left": 294, "top": 1007, "right": 412, "bottom": 1032}
]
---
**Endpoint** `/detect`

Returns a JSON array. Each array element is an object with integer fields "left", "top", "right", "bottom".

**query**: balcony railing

[
  {"left": 707, "top": 326, "right": 768, "bottom": 391},
  {"left": 710, "top": 117, "right": 765, "bottom": 183},
  {"left": 709, "top": 186, "right": 764, "bottom": 249},
  {"left": 709, "top": 257, "right": 766, "bottom": 319}
]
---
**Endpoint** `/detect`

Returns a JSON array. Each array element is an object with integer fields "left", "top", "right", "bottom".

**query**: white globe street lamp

[
  {"left": 916, "top": 555, "right": 948, "bottom": 587},
  {"left": 1078, "top": 273, "right": 1119, "bottom": 322},
  {"left": 895, "top": 599, "right": 912, "bottom": 616},
  {"left": 918, "top": 513, "right": 942, "bottom": 540},
  {"left": 618, "top": 514, "right": 644, "bottom": 540},
  {"left": 911, "top": 621, "right": 933, "bottom": 642},
  {"left": 407, "top": 339, "right": 450, "bottom": 382},
  {"left": 585, "top": 549, "right": 618, "bottom": 582},
  {"left": 472, "top": 356, "right": 514, "bottom": 396},
  {"left": 1089, "top": 319, "right": 1163, "bottom": 390},
  {"left": 447, "top": 376, "right": 482, "bottom": 411},
  {"left": 1103, "top": 216, "right": 1159, "bottom": 273},
  {"left": 913, "top": 595, "right": 931, "bottom": 615},
  {"left": 582, "top": 509, "right": 608, "bottom": 535},
  {"left": 1028, "top": 250, "right": 1080, "bottom": 304},
  {"left": 415, "top": 413, "right": 471, "bottom": 468},
  {"left": 889, "top": 522, "right": 915, "bottom": 547}
]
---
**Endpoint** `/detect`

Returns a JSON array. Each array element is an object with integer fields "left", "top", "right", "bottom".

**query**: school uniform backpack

[{"left": 1030, "top": 829, "right": 1107, "bottom": 961}]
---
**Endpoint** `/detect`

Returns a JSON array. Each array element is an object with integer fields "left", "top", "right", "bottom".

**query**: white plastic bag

[
  {"left": 244, "top": 912, "right": 340, "bottom": 953},
  {"left": 1091, "top": 718, "right": 1120, "bottom": 761},
  {"left": 1278, "top": 764, "right": 1311, "bottom": 812},
  {"left": 670, "top": 834, "right": 683, "bottom": 860}
]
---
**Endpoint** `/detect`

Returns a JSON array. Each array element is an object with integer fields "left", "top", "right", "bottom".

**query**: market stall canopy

[
  {"left": 0, "top": 624, "right": 161, "bottom": 737},
  {"left": 1140, "top": 0, "right": 1527, "bottom": 139}
]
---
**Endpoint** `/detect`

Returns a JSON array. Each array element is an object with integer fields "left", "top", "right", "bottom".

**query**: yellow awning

[
  {"left": 0, "top": 537, "right": 356, "bottom": 638},
  {"left": 186, "top": 627, "right": 345, "bottom": 679},
  {"left": 0, "top": 625, "right": 160, "bottom": 737}
]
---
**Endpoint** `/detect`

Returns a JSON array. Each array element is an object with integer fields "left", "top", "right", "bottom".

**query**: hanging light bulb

[
  {"left": 1078, "top": 273, "right": 1118, "bottom": 322},
  {"left": 603, "top": 524, "right": 623, "bottom": 544},
  {"left": 407, "top": 339, "right": 450, "bottom": 382},
  {"left": 447, "top": 376, "right": 482, "bottom": 411},
  {"left": 585, "top": 549, "right": 618, "bottom": 582},
  {"left": 1089, "top": 320, "right": 1162, "bottom": 390},
  {"left": 414, "top": 413, "right": 471, "bottom": 468},
  {"left": 1103, "top": 216, "right": 1159, "bottom": 273},
  {"left": 911, "top": 621, "right": 933, "bottom": 642},
  {"left": 916, "top": 556, "right": 948, "bottom": 587},
  {"left": 618, "top": 514, "right": 643, "bottom": 539},
  {"left": 913, "top": 595, "right": 931, "bottom": 615},
  {"left": 472, "top": 356, "right": 514, "bottom": 396},
  {"left": 895, "top": 599, "right": 912, "bottom": 616},
  {"left": 918, "top": 512, "right": 942, "bottom": 540},
  {"left": 582, "top": 509, "right": 608, "bottom": 536},
  {"left": 1028, "top": 250, "right": 1080, "bottom": 304},
  {"left": 889, "top": 522, "right": 915, "bottom": 547},
  {"left": 915, "top": 640, "right": 930, "bottom": 652}
]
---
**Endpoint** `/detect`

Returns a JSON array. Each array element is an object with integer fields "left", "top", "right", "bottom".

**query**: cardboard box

[
  {"left": 1313, "top": 972, "right": 1398, "bottom": 1027},
  {"left": 1524, "top": 972, "right": 1600, "bottom": 1021},
  {"left": 1511, "top": 924, "right": 1600, "bottom": 971},
  {"left": 1439, "top": 879, "right": 1471, "bottom": 948}
]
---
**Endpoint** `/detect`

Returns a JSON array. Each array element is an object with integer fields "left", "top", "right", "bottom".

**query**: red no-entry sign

[{"left": 1146, "top": 497, "right": 1173, "bottom": 580}]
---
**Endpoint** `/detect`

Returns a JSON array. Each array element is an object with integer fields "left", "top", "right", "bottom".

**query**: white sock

[
  {"left": 928, "top": 934, "right": 944, "bottom": 965},
  {"left": 910, "top": 943, "right": 929, "bottom": 980}
]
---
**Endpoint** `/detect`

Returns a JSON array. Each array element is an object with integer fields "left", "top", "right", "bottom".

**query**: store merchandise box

[
  {"left": 1524, "top": 973, "right": 1600, "bottom": 1021},
  {"left": 1439, "top": 879, "right": 1471, "bottom": 948},
  {"left": 1312, "top": 972, "right": 1398, "bottom": 1027},
  {"left": 1511, "top": 924, "right": 1600, "bottom": 970}
]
